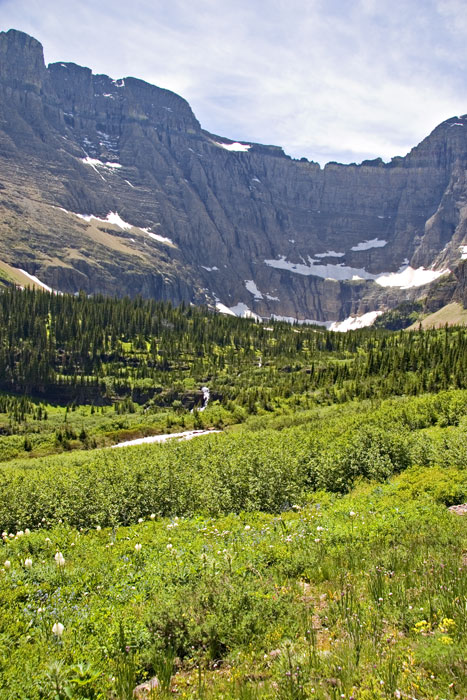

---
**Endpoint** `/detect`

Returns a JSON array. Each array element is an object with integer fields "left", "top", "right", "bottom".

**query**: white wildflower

[
  {"left": 52, "top": 622, "right": 64, "bottom": 637},
  {"left": 24, "top": 558, "right": 33, "bottom": 569},
  {"left": 54, "top": 552, "right": 65, "bottom": 567}
]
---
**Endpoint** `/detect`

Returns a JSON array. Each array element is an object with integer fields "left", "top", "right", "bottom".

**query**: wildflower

[
  {"left": 349, "top": 511, "right": 356, "bottom": 517},
  {"left": 24, "top": 558, "right": 33, "bottom": 569},
  {"left": 150, "top": 513, "right": 156, "bottom": 520},
  {"left": 45, "top": 537, "right": 51, "bottom": 545},
  {"left": 52, "top": 622, "right": 64, "bottom": 637},
  {"left": 166, "top": 543, "right": 173, "bottom": 550},
  {"left": 96, "top": 525, "right": 101, "bottom": 531},
  {"left": 244, "top": 525, "right": 251, "bottom": 530},
  {"left": 24, "top": 528, "right": 30, "bottom": 535},
  {"left": 54, "top": 552, "right": 65, "bottom": 567},
  {"left": 413, "top": 620, "right": 430, "bottom": 634},
  {"left": 138, "top": 518, "right": 144, "bottom": 523},
  {"left": 439, "top": 618, "right": 455, "bottom": 633},
  {"left": 3, "top": 560, "right": 11, "bottom": 570},
  {"left": 134, "top": 543, "right": 142, "bottom": 552},
  {"left": 314, "top": 538, "right": 320, "bottom": 543},
  {"left": 317, "top": 526, "right": 324, "bottom": 531}
]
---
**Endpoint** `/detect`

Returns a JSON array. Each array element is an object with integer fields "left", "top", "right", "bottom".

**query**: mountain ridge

[{"left": 1, "top": 28, "right": 467, "bottom": 323}]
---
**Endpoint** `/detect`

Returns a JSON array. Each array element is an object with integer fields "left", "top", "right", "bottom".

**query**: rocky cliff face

[{"left": 1, "top": 28, "right": 467, "bottom": 323}]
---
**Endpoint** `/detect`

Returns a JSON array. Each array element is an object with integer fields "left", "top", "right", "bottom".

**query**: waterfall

[{"left": 199, "top": 386, "right": 210, "bottom": 412}]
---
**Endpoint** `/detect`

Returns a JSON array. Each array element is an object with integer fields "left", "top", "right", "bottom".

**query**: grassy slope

[{"left": 407, "top": 302, "right": 467, "bottom": 330}]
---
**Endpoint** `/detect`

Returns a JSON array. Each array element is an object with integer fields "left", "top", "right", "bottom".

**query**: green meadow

[{"left": 0, "top": 290, "right": 466, "bottom": 699}]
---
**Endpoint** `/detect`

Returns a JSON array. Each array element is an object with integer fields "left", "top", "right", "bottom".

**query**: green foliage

[
  {"left": 1, "top": 288, "right": 467, "bottom": 698},
  {"left": 374, "top": 300, "right": 424, "bottom": 330},
  {"left": 2, "top": 389, "right": 467, "bottom": 531},
  {"left": 0, "top": 288, "right": 466, "bottom": 412},
  {"left": 0, "top": 476, "right": 465, "bottom": 699}
]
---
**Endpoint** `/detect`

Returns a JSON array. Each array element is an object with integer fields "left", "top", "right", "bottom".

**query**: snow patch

[
  {"left": 103, "top": 212, "right": 132, "bottom": 229},
  {"left": 229, "top": 302, "right": 261, "bottom": 320},
  {"left": 144, "top": 229, "right": 174, "bottom": 245},
  {"left": 459, "top": 245, "right": 467, "bottom": 260},
  {"left": 245, "top": 280, "right": 263, "bottom": 299},
  {"left": 112, "top": 429, "right": 221, "bottom": 448},
  {"left": 375, "top": 266, "right": 449, "bottom": 289},
  {"left": 18, "top": 270, "right": 53, "bottom": 293},
  {"left": 265, "top": 255, "right": 448, "bottom": 288},
  {"left": 201, "top": 266, "right": 219, "bottom": 271},
  {"left": 80, "top": 157, "right": 122, "bottom": 169},
  {"left": 74, "top": 211, "right": 132, "bottom": 231},
  {"left": 81, "top": 156, "right": 104, "bottom": 168},
  {"left": 351, "top": 238, "right": 387, "bottom": 251},
  {"left": 216, "top": 301, "right": 261, "bottom": 320},
  {"left": 124, "top": 180, "right": 135, "bottom": 188},
  {"left": 252, "top": 177, "right": 261, "bottom": 182},
  {"left": 329, "top": 311, "right": 383, "bottom": 332},
  {"left": 213, "top": 141, "right": 251, "bottom": 152},
  {"left": 215, "top": 302, "right": 237, "bottom": 316},
  {"left": 314, "top": 250, "right": 345, "bottom": 258},
  {"left": 264, "top": 255, "right": 373, "bottom": 281},
  {"left": 271, "top": 314, "right": 330, "bottom": 327}
]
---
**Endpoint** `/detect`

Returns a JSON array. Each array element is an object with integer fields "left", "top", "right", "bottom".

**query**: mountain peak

[{"left": 0, "top": 28, "right": 47, "bottom": 91}]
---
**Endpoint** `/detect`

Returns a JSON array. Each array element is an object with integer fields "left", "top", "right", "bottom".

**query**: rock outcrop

[{"left": 1, "top": 28, "right": 467, "bottom": 322}]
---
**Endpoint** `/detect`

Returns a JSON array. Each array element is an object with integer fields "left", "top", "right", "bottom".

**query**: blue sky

[{"left": 1, "top": 0, "right": 467, "bottom": 164}]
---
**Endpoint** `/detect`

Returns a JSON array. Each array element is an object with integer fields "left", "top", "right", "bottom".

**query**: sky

[{"left": 1, "top": 0, "right": 467, "bottom": 164}]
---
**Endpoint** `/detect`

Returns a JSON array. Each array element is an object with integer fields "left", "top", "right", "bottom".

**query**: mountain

[{"left": 1, "top": 28, "right": 467, "bottom": 324}]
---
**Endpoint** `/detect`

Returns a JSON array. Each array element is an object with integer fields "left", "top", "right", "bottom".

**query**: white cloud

[{"left": 1, "top": 0, "right": 467, "bottom": 164}]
